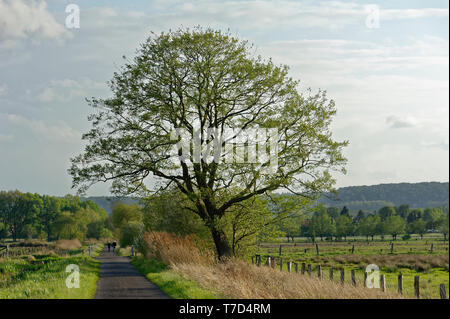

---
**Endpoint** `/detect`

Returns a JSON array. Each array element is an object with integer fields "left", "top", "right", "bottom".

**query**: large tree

[{"left": 69, "top": 28, "right": 347, "bottom": 259}]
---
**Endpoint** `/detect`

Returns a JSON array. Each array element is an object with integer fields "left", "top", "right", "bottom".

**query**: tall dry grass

[
  {"left": 56, "top": 239, "right": 82, "bottom": 250},
  {"left": 141, "top": 231, "right": 214, "bottom": 266},
  {"left": 141, "top": 232, "right": 404, "bottom": 299}
]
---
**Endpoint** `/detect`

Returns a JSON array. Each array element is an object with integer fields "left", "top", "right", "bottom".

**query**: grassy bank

[
  {"left": 255, "top": 239, "right": 449, "bottom": 298},
  {"left": 0, "top": 255, "right": 100, "bottom": 299},
  {"left": 131, "top": 256, "right": 219, "bottom": 299},
  {"left": 135, "top": 231, "right": 404, "bottom": 299}
]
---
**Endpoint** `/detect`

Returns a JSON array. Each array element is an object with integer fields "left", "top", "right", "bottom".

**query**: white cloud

[
  {"left": 386, "top": 115, "right": 418, "bottom": 129},
  {"left": 139, "top": 1, "right": 449, "bottom": 31},
  {"left": 0, "top": 0, "right": 69, "bottom": 48},
  {"left": 3, "top": 113, "right": 81, "bottom": 142},
  {"left": 381, "top": 8, "right": 449, "bottom": 20},
  {"left": 0, "top": 84, "right": 7, "bottom": 96},
  {"left": 36, "top": 77, "right": 108, "bottom": 102},
  {"left": 0, "top": 133, "right": 13, "bottom": 142}
]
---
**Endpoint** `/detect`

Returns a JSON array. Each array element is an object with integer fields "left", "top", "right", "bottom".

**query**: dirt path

[{"left": 94, "top": 247, "right": 170, "bottom": 299}]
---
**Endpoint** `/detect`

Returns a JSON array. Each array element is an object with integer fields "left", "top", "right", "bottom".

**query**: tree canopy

[{"left": 69, "top": 28, "right": 347, "bottom": 258}]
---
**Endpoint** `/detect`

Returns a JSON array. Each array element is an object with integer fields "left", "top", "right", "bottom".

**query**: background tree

[
  {"left": 335, "top": 214, "right": 353, "bottom": 241},
  {"left": 396, "top": 204, "right": 410, "bottom": 219},
  {"left": 438, "top": 214, "right": 449, "bottom": 241},
  {"left": 407, "top": 218, "right": 426, "bottom": 239},
  {"left": 142, "top": 190, "right": 210, "bottom": 239},
  {"left": 407, "top": 208, "right": 423, "bottom": 223},
  {"left": 0, "top": 191, "right": 41, "bottom": 241},
  {"left": 120, "top": 221, "right": 145, "bottom": 247},
  {"left": 110, "top": 203, "right": 143, "bottom": 230},
  {"left": 423, "top": 207, "right": 444, "bottom": 230},
  {"left": 326, "top": 207, "right": 340, "bottom": 220},
  {"left": 69, "top": 28, "right": 347, "bottom": 259},
  {"left": 378, "top": 206, "right": 396, "bottom": 221},
  {"left": 383, "top": 215, "right": 406, "bottom": 240},
  {"left": 39, "top": 195, "right": 61, "bottom": 241},
  {"left": 310, "top": 208, "right": 334, "bottom": 241},
  {"left": 340, "top": 206, "right": 350, "bottom": 217},
  {"left": 355, "top": 210, "right": 366, "bottom": 223}
]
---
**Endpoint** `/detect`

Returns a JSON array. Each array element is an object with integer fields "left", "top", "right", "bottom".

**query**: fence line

[{"left": 252, "top": 254, "right": 449, "bottom": 299}]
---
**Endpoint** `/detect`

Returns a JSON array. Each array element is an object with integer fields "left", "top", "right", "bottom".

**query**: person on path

[
  {"left": 112, "top": 241, "right": 117, "bottom": 252},
  {"left": 107, "top": 242, "right": 111, "bottom": 252}
]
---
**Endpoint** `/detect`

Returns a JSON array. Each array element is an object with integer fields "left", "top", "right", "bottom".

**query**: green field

[
  {"left": 255, "top": 235, "right": 449, "bottom": 299},
  {"left": 0, "top": 241, "right": 103, "bottom": 299},
  {"left": 131, "top": 256, "right": 219, "bottom": 299}
]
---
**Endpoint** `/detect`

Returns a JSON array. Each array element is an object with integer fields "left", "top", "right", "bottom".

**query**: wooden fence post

[
  {"left": 364, "top": 272, "right": 368, "bottom": 288},
  {"left": 351, "top": 244, "right": 355, "bottom": 254},
  {"left": 414, "top": 276, "right": 420, "bottom": 299},
  {"left": 294, "top": 262, "right": 298, "bottom": 273},
  {"left": 340, "top": 269, "right": 345, "bottom": 285},
  {"left": 390, "top": 243, "right": 394, "bottom": 254},
  {"left": 430, "top": 243, "right": 434, "bottom": 254},
  {"left": 6, "top": 244, "right": 9, "bottom": 258},
  {"left": 287, "top": 262, "right": 292, "bottom": 273},
  {"left": 380, "top": 275, "right": 386, "bottom": 292},
  {"left": 440, "top": 284, "right": 447, "bottom": 299},
  {"left": 315, "top": 243, "right": 319, "bottom": 256},
  {"left": 301, "top": 263, "right": 306, "bottom": 275},
  {"left": 317, "top": 265, "right": 322, "bottom": 279},
  {"left": 329, "top": 268, "right": 333, "bottom": 281},
  {"left": 351, "top": 270, "right": 356, "bottom": 287},
  {"left": 280, "top": 258, "right": 283, "bottom": 271},
  {"left": 279, "top": 245, "right": 282, "bottom": 256},
  {"left": 307, "top": 264, "right": 312, "bottom": 277},
  {"left": 398, "top": 275, "right": 403, "bottom": 295}
]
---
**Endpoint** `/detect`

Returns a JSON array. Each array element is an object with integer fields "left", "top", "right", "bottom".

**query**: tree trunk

[{"left": 210, "top": 226, "right": 232, "bottom": 260}]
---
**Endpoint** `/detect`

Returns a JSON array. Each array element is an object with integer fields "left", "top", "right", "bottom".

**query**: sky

[{"left": 0, "top": 0, "right": 448, "bottom": 196}]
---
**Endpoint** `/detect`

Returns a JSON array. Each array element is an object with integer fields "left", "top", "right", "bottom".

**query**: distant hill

[
  {"left": 82, "top": 182, "right": 449, "bottom": 215},
  {"left": 318, "top": 182, "right": 449, "bottom": 213},
  {"left": 80, "top": 196, "right": 140, "bottom": 215}
]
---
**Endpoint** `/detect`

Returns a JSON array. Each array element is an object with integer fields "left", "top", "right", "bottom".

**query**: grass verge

[
  {"left": 0, "top": 255, "right": 100, "bottom": 299},
  {"left": 131, "top": 256, "right": 219, "bottom": 299}
]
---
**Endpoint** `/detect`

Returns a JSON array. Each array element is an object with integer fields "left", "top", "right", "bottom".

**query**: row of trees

[
  {"left": 102, "top": 191, "right": 450, "bottom": 261},
  {"left": 296, "top": 205, "right": 449, "bottom": 242},
  {"left": 0, "top": 190, "right": 112, "bottom": 242},
  {"left": 108, "top": 190, "right": 309, "bottom": 258}
]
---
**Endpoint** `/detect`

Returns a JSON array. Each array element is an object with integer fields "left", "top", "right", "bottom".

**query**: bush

[
  {"left": 120, "top": 221, "right": 144, "bottom": 247},
  {"left": 402, "top": 234, "right": 411, "bottom": 240},
  {"left": 56, "top": 239, "right": 82, "bottom": 250},
  {"left": 138, "top": 231, "right": 214, "bottom": 266}
]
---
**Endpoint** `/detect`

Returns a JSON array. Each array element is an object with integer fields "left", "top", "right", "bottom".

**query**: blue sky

[{"left": 0, "top": 0, "right": 448, "bottom": 196}]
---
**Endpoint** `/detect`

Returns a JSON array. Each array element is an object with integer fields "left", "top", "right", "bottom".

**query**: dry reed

[
  {"left": 141, "top": 232, "right": 404, "bottom": 299},
  {"left": 55, "top": 239, "right": 82, "bottom": 250}
]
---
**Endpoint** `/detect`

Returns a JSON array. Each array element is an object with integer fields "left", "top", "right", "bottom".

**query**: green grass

[
  {"left": 0, "top": 255, "right": 100, "bottom": 299},
  {"left": 131, "top": 256, "right": 219, "bottom": 299},
  {"left": 254, "top": 236, "right": 449, "bottom": 299}
]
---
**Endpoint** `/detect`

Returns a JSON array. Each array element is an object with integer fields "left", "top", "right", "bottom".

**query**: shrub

[
  {"left": 139, "top": 231, "right": 215, "bottom": 266},
  {"left": 120, "top": 221, "right": 144, "bottom": 247},
  {"left": 56, "top": 239, "right": 82, "bottom": 250}
]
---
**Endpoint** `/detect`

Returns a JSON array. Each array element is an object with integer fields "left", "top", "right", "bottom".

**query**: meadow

[
  {"left": 254, "top": 234, "right": 449, "bottom": 299},
  {"left": 0, "top": 239, "right": 104, "bottom": 299}
]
